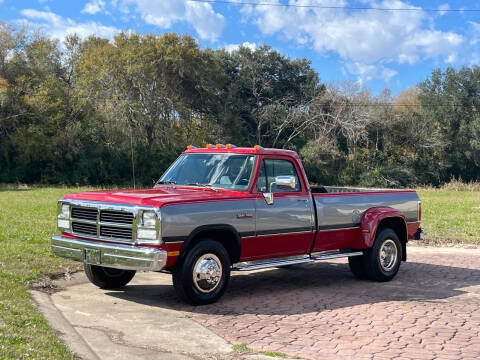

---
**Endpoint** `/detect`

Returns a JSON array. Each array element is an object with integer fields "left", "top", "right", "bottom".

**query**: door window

[{"left": 256, "top": 159, "right": 301, "bottom": 192}]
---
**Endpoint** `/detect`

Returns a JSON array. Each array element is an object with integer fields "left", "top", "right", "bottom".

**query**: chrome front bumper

[{"left": 51, "top": 235, "right": 167, "bottom": 271}]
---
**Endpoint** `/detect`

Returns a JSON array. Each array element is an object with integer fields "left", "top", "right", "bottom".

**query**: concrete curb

[
  {"left": 30, "top": 290, "right": 100, "bottom": 360},
  {"left": 31, "top": 273, "right": 292, "bottom": 360}
]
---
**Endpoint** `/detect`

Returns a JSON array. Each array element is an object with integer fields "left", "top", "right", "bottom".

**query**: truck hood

[{"left": 61, "top": 185, "right": 254, "bottom": 207}]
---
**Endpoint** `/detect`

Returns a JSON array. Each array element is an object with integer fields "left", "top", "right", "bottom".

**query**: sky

[{"left": 0, "top": 0, "right": 479, "bottom": 94}]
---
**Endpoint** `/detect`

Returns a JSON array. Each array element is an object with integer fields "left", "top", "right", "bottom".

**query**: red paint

[
  {"left": 359, "top": 207, "right": 407, "bottom": 248},
  {"left": 184, "top": 147, "right": 300, "bottom": 157},
  {"left": 312, "top": 228, "right": 362, "bottom": 252},
  {"left": 313, "top": 189, "right": 417, "bottom": 198},
  {"left": 407, "top": 222, "right": 421, "bottom": 240},
  {"left": 62, "top": 186, "right": 256, "bottom": 208},
  {"left": 240, "top": 231, "right": 314, "bottom": 261}
]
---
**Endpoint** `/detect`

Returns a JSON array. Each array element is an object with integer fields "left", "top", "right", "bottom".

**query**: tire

[
  {"left": 172, "top": 239, "right": 231, "bottom": 305},
  {"left": 348, "top": 254, "right": 368, "bottom": 279},
  {"left": 363, "top": 228, "right": 402, "bottom": 282},
  {"left": 84, "top": 264, "right": 136, "bottom": 289}
]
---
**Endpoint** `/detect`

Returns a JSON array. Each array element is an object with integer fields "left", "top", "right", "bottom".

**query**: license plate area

[{"left": 84, "top": 248, "right": 101, "bottom": 265}]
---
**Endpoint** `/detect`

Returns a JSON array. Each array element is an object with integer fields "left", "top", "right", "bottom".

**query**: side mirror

[
  {"left": 262, "top": 176, "right": 296, "bottom": 205},
  {"left": 272, "top": 175, "right": 296, "bottom": 191}
]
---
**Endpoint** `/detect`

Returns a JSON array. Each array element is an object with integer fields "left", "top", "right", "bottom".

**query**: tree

[
  {"left": 419, "top": 66, "right": 480, "bottom": 182},
  {"left": 215, "top": 45, "right": 320, "bottom": 146}
]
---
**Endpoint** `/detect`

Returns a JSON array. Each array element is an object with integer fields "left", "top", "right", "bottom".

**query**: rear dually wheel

[{"left": 363, "top": 227, "right": 402, "bottom": 282}]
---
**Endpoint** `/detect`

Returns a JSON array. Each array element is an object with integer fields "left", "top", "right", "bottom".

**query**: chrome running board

[
  {"left": 311, "top": 250, "right": 363, "bottom": 260},
  {"left": 232, "top": 256, "right": 312, "bottom": 271},
  {"left": 232, "top": 250, "right": 364, "bottom": 271}
]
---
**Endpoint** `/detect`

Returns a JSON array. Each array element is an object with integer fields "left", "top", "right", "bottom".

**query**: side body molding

[{"left": 360, "top": 207, "right": 408, "bottom": 248}]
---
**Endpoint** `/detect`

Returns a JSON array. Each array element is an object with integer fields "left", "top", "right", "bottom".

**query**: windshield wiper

[
  {"left": 156, "top": 180, "right": 176, "bottom": 185},
  {"left": 184, "top": 183, "right": 219, "bottom": 192}
]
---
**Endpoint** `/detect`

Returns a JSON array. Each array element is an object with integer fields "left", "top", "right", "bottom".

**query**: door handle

[
  {"left": 297, "top": 199, "right": 308, "bottom": 203},
  {"left": 236, "top": 213, "right": 253, "bottom": 219}
]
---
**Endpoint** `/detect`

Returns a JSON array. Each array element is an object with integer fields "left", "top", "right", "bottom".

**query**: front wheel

[
  {"left": 363, "top": 228, "right": 402, "bottom": 282},
  {"left": 84, "top": 264, "right": 136, "bottom": 289},
  {"left": 172, "top": 239, "right": 231, "bottom": 305}
]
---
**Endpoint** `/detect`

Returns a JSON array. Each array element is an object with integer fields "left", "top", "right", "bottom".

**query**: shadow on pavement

[{"left": 104, "top": 260, "right": 480, "bottom": 316}]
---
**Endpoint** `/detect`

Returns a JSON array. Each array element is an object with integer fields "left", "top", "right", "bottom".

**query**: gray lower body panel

[{"left": 51, "top": 235, "right": 167, "bottom": 271}]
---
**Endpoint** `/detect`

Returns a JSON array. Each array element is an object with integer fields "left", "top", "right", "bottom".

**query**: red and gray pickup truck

[{"left": 52, "top": 145, "right": 423, "bottom": 305}]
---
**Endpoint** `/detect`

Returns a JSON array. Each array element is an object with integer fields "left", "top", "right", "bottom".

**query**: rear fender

[{"left": 360, "top": 207, "right": 407, "bottom": 248}]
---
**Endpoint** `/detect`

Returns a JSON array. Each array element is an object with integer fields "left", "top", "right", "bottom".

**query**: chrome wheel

[
  {"left": 379, "top": 239, "right": 398, "bottom": 271},
  {"left": 192, "top": 253, "right": 222, "bottom": 293}
]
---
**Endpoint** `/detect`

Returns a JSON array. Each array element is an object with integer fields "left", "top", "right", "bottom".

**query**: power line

[{"left": 188, "top": 0, "right": 480, "bottom": 12}]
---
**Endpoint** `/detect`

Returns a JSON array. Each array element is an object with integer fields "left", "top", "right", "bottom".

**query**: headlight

[
  {"left": 136, "top": 210, "right": 162, "bottom": 244},
  {"left": 59, "top": 204, "right": 70, "bottom": 219},
  {"left": 142, "top": 211, "right": 156, "bottom": 228},
  {"left": 137, "top": 228, "right": 157, "bottom": 240},
  {"left": 57, "top": 203, "right": 70, "bottom": 231}
]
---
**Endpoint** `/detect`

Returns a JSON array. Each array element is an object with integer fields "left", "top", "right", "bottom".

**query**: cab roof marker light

[
  {"left": 253, "top": 145, "right": 264, "bottom": 151},
  {"left": 206, "top": 144, "right": 213, "bottom": 149},
  {"left": 226, "top": 144, "right": 238, "bottom": 149},
  {"left": 216, "top": 143, "right": 226, "bottom": 149},
  {"left": 187, "top": 145, "right": 197, "bottom": 150}
]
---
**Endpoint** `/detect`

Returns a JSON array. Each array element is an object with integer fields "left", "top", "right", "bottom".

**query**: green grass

[
  {"left": 0, "top": 186, "right": 478, "bottom": 358},
  {"left": 417, "top": 189, "right": 480, "bottom": 245},
  {"left": 232, "top": 343, "right": 250, "bottom": 352},
  {"left": 233, "top": 344, "right": 290, "bottom": 358},
  {"left": 0, "top": 187, "right": 91, "bottom": 359},
  {"left": 258, "top": 350, "right": 289, "bottom": 358}
]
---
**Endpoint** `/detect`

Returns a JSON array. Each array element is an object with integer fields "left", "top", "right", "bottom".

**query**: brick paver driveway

[{"left": 107, "top": 247, "right": 480, "bottom": 360}]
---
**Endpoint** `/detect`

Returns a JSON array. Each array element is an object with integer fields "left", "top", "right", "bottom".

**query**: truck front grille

[
  {"left": 69, "top": 205, "right": 135, "bottom": 242},
  {"left": 100, "top": 226, "right": 132, "bottom": 240},
  {"left": 72, "top": 207, "right": 98, "bottom": 221},
  {"left": 72, "top": 222, "right": 97, "bottom": 236},
  {"left": 100, "top": 210, "right": 134, "bottom": 225}
]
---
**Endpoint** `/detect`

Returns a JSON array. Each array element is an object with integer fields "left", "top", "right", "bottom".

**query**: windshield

[{"left": 158, "top": 153, "right": 256, "bottom": 191}]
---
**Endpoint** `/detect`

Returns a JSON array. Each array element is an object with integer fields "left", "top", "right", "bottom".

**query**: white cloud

[
  {"left": 19, "top": 9, "right": 120, "bottom": 43},
  {"left": 115, "top": 0, "right": 225, "bottom": 42},
  {"left": 81, "top": 0, "right": 106, "bottom": 15},
  {"left": 468, "top": 21, "right": 480, "bottom": 65},
  {"left": 242, "top": 0, "right": 465, "bottom": 82},
  {"left": 346, "top": 62, "right": 397, "bottom": 82},
  {"left": 438, "top": 3, "right": 450, "bottom": 16},
  {"left": 470, "top": 21, "right": 480, "bottom": 45},
  {"left": 224, "top": 41, "right": 257, "bottom": 52}
]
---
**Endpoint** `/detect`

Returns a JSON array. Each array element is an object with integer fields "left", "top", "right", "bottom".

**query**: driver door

[{"left": 251, "top": 158, "right": 314, "bottom": 259}]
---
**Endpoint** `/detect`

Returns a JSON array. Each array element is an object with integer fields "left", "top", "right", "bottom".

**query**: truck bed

[{"left": 310, "top": 186, "right": 420, "bottom": 252}]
